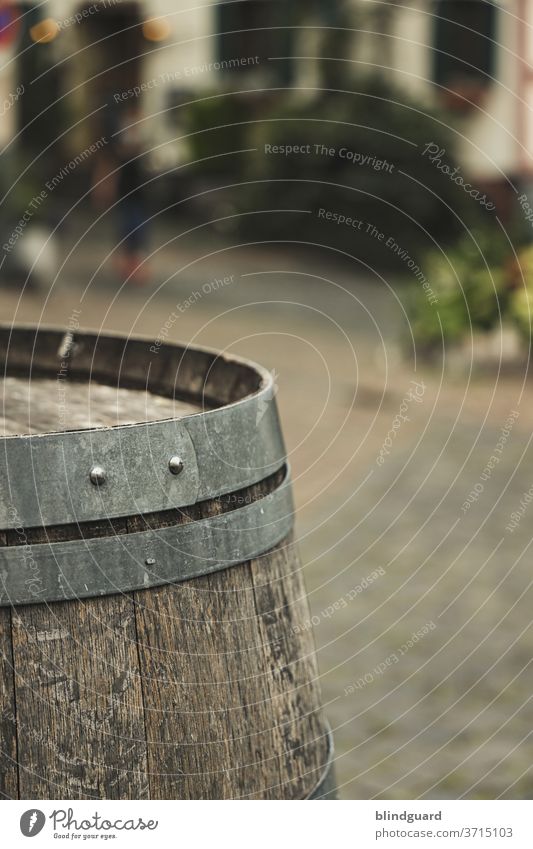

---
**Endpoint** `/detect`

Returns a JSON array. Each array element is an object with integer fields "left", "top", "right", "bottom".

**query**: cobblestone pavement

[{"left": 3, "top": 234, "right": 533, "bottom": 800}]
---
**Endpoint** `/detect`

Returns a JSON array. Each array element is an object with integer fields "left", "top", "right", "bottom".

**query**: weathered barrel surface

[{"left": 0, "top": 325, "right": 332, "bottom": 800}]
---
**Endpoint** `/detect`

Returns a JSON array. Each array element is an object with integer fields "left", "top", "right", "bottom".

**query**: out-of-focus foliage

[
  {"left": 181, "top": 75, "right": 482, "bottom": 266},
  {"left": 509, "top": 246, "right": 533, "bottom": 343},
  {"left": 408, "top": 230, "right": 532, "bottom": 353},
  {"left": 182, "top": 93, "right": 254, "bottom": 176}
]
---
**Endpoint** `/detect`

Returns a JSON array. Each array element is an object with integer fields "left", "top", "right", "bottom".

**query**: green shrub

[
  {"left": 178, "top": 75, "right": 485, "bottom": 264},
  {"left": 407, "top": 229, "right": 515, "bottom": 353},
  {"left": 236, "top": 75, "right": 483, "bottom": 265},
  {"left": 509, "top": 246, "right": 533, "bottom": 343},
  {"left": 181, "top": 93, "right": 255, "bottom": 176}
]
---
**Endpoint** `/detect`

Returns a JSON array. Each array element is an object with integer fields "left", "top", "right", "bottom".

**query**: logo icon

[{"left": 20, "top": 810, "right": 46, "bottom": 837}]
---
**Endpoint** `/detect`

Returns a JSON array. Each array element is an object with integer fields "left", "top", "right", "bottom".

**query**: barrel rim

[
  {"left": 0, "top": 322, "right": 275, "bottom": 439},
  {"left": 0, "top": 324, "right": 287, "bottom": 530}
]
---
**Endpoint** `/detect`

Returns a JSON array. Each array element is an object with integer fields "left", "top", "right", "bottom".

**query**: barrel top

[
  {"left": 0, "top": 324, "right": 286, "bottom": 531},
  {"left": 0, "top": 376, "right": 200, "bottom": 437},
  {"left": 0, "top": 323, "right": 271, "bottom": 435}
]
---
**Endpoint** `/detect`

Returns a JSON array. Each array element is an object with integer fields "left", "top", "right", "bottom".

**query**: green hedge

[
  {"left": 406, "top": 228, "right": 533, "bottom": 353},
  {"left": 182, "top": 76, "right": 485, "bottom": 265}
]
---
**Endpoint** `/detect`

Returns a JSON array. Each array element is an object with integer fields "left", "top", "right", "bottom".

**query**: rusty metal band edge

[
  {"left": 305, "top": 725, "right": 337, "bottom": 800},
  {"left": 0, "top": 468, "right": 294, "bottom": 607},
  {"left": 0, "top": 333, "right": 286, "bottom": 531}
]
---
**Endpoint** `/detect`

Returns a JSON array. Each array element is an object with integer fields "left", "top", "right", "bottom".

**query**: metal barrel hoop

[{"left": 0, "top": 325, "right": 292, "bottom": 606}]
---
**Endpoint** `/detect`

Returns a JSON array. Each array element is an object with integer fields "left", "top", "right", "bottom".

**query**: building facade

[{"left": 0, "top": 1, "right": 529, "bottom": 187}]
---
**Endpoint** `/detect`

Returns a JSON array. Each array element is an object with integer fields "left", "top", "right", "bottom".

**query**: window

[
  {"left": 216, "top": 0, "right": 295, "bottom": 85},
  {"left": 433, "top": 0, "right": 496, "bottom": 90}
]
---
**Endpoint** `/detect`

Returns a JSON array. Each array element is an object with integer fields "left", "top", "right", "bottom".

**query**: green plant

[
  {"left": 406, "top": 230, "right": 513, "bottom": 353},
  {"left": 237, "top": 75, "right": 482, "bottom": 265},
  {"left": 181, "top": 92, "right": 255, "bottom": 176},
  {"left": 509, "top": 246, "right": 533, "bottom": 344}
]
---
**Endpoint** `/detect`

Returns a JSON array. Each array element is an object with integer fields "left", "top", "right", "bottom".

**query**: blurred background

[{"left": 2, "top": 0, "right": 533, "bottom": 800}]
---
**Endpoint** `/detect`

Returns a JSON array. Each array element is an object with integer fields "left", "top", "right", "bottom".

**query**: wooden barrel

[{"left": 0, "top": 324, "right": 333, "bottom": 800}]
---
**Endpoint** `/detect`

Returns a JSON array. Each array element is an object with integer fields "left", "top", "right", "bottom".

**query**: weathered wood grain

[
  {"left": 0, "top": 524, "right": 17, "bottom": 799},
  {"left": 135, "top": 537, "right": 328, "bottom": 799},
  {"left": 12, "top": 595, "right": 149, "bottom": 799},
  {"left": 250, "top": 538, "right": 328, "bottom": 798}
]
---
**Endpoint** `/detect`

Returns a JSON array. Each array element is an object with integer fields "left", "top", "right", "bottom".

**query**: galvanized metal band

[
  {"left": 0, "top": 388, "right": 285, "bottom": 531},
  {"left": 0, "top": 334, "right": 286, "bottom": 531},
  {"left": 306, "top": 726, "right": 336, "bottom": 800},
  {"left": 0, "top": 468, "right": 294, "bottom": 607}
]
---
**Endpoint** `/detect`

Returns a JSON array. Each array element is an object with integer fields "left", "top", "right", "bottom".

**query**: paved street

[{"left": 3, "top": 228, "right": 533, "bottom": 800}]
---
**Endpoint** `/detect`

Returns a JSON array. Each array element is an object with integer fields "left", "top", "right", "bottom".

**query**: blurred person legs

[{"left": 116, "top": 194, "right": 150, "bottom": 285}]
